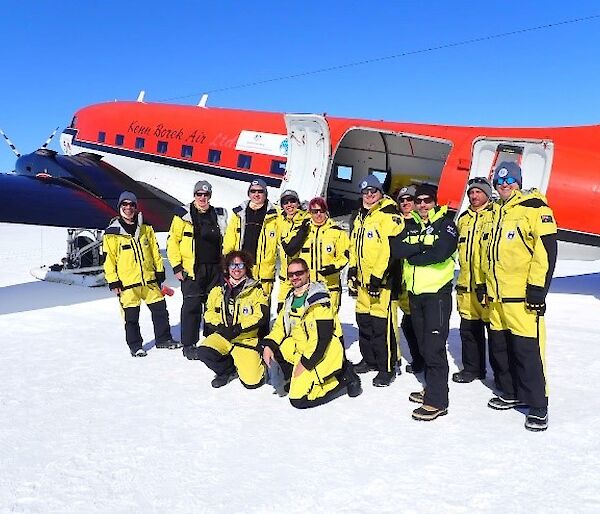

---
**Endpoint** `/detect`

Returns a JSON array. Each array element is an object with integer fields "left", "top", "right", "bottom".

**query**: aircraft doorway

[{"left": 325, "top": 128, "right": 453, "bottom": 222}]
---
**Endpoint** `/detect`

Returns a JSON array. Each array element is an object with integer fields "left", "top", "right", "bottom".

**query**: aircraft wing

[{"left": 0, "top": 152, "right": 182, "bottom": 231}]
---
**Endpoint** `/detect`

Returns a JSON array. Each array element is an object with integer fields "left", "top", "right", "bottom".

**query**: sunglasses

[
  {"left": 361, "top": 187, "right": 379, "bottom": 195},
  {"left": 120, "top": 201, "right": 137, "bottom": 208},
  {"left": 496, "top": 176, "right": 517, "bottom": 185},
  {"left": 399, "top": 196, "right": 414, "bottom": 203},
  {"left": 468, "top": 177, "right": 489, "bottom": 186},
  {"left": 415, "top": 196, "right": 434, "bottom": 204},
  {"left": 195, "top": 191, "right": 210, "bottom": 197},
  {"left": 310, "top": 208, "right": 326, "bottom": 214},
  {"left": 228, "top": 262, "right": 245, "bottom": 270},
  {"left": 287, "top": 269, "right": 307, "bottom": 279},
  {"left": 281, "top": 197, "right": 298, "bottom": 205},
  {"left": 249, "top": 189, "right": 265, "bottom": 194}
]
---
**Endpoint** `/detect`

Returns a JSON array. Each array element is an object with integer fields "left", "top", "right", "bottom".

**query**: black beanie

[{"left": 414, "top": 184, "right": 438, "bottom": 203}]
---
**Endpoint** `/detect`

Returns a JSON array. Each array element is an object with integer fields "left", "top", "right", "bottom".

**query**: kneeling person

[
  {"left": 261, "top": 258, "right": 361, "bottom": 409},
  {"left": 196, "top": 251, "right": 269, "bottom": 388}
]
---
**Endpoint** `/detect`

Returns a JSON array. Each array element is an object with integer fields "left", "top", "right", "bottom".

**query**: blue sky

[{"left": 1, "top": 1, "right": 600, "bottom": 172}]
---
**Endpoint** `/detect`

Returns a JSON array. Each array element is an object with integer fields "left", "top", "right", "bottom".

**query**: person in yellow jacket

[
  {"left": 478, "top": 162, "right": 557, "bottom": 432},
  {"left": 222, "top": 178, "right": 279, "bottom": 300},
  {"left": 103, "top": 191, "right": 179, "bottom": 357},
  {"left": 192, "top": 250, "right": 269, "bottom": 388},
  {"left": 261, "top": 258, "right": 362, "bottom": 408},
  {"left": 348, "top": 175, "right": 404, "bottom": 387},
  {"left": 282, "top": 197, "right": 349, "bottom": 314},
  {"left": 275, "top": 189, "right": 309, "bottom": 311},
  {"left": 166, "top": 180, "right": 228, "bottom": 357},
  {"left": 391, "top": 184, "right": 458, "bottom": 421},
  {"left": 453, "top": 177, "right": 499, "bottom": 384}
]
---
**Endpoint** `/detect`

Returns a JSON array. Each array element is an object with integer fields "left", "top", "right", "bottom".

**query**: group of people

[{"left": 103, "top": 161, "right": 556, "bottom": 431}]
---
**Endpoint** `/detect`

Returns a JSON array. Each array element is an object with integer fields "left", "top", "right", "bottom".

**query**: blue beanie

[
  {"left": 358, "top": 175, "right": 383, "bottom": 193},
  {"left": 493, "top": 161, "right": 522, "bottom": 188},
  {"left": 118, "top": 191, "right": 138, "bottom": 207},
  {"left": 248, "top": 178, "right": 268, "bottom": 195}
]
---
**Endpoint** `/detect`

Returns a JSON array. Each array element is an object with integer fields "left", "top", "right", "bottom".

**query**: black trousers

[
  {"left": 488, "top": 328, "right": 548, "bottom": 408},
  {"left": 124, "top": 299, "right": 171, "bottom": 351},
  {"left": 356, "top": 311, "right": 397, "bottom": 373},
  {"left": 401, "top": 314, "right": 423, "bottom": 369},
  {"left": 409, "top": 290, "right": 452, "bottom": 409},
  {"left": 180, "top": 263, "right": 221, "bottom": 348},
  {"left": 459, "top": 318, "right": 487, "bottom": 377}
]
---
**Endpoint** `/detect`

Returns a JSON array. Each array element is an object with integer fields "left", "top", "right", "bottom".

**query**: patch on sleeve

[
  {"left": 541, "top": 215, "right": 554, "bottom": 223},
  {"left": 446, "top": 225, "right": 457, "bottom": 237}
]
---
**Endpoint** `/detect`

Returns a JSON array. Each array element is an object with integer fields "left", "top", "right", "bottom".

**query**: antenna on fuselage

[
  {"left": 137, "top": 90, "right": 146, "bottom": 102},
  {"left": 197, "top": 94, "right": 208, "bottom": 108},
  {"left": 0, "top": 128, "right": 21, "bottom": 157},
  {"left": 41, "top": 127, "right": 59, "bottom": 149}
]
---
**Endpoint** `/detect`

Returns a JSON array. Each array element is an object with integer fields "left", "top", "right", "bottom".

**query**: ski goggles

[
  {"left": 496, "top": 176, "right": 518, "bottom": 185},
  {"left": 228, "top": 262, "right": 246, "bottom": 270},
  {"left": 468, "top": 177, "right": 490, "bottom": 186}
]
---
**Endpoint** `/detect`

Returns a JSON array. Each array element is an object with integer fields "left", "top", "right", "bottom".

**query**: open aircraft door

[
  {"left": 457, "top": 138, "right": 554, "bottom": 214},
  {"left": 282, "top": 114, "right": 331, "bottom": 201}
]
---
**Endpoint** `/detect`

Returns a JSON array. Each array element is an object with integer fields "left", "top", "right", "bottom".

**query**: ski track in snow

[{"left": 1, "top": 223, "right": 599, "bottom": 513}]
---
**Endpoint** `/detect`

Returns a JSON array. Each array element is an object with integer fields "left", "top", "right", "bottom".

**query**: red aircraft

[{"left": 2, "top": 97, "right": 599, "bottom": 270}]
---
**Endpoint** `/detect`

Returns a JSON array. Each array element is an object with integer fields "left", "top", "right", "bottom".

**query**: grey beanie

[
  {"left": 397, "top": 185, "right": 416, "bottom": 200},
  {"left": 118, "top": 191, "right": 138, "bottom": 207},
  {"left": 467, "top": 177, "right": 493, "bottom": 198},
  {"left": 358, "top": 174, "right": 383, "bottom": 193},
  {"left": 194, "top": 180, "right": 212, "bottom": 194},
  {"left": 493, "top": 161, "right": 522, "bottom": 188},
  {"left": 248, "top": 178, "right": 268, "bottom": 195},
  {"left": 280, "top": 189, "right": 299, "bottom": 202}
]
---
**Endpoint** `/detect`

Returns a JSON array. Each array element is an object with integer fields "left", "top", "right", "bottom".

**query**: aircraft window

[
  {"left": 181, "top": 145, "right": 193, "bottom": 158},
  {"left": 334, "top": 164, "right": 353, "bottom": 182},
  {"left": 237, "top": 154, "right": 252, "bottom": 169},
  {"left": 369, "top": 169, "right": 389, "bottom": 185},
  {"left": 208, "top": 149, "right": 221, "bottom": 163},
  {"left": 157, "top": 141, "right": 168, "bottom": 154},
  {"left": 270, "top": 160, "right": 286, "bottom": 176},
  {"left": 115, "top": 134, "right": 125, "bottom": 146},
  {"left": 98, "top": 131, "right": 106, "bottom": 143},
  {"left": 135, "top": 137, "right": 145, "bottom": 150}
]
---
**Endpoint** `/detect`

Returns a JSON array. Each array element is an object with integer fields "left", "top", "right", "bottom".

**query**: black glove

[
  {"left": 367, "top": 276, "right": 382, "bottom": 298},
  {"left": 347, "top": 267, "right": 358, "bottom": 297},
  {"left": 155, "top": 270, "right": 166, "bottom": 288},
  {"left": 526, "top": 284, "right": 547, "bottom": 315},
  {"left": 319, "top": 264, "right": 338, "bottom": 276},
  {"left": 229, "top": 324, "right": 243, "bottom": 340},
  {"left": 215, "top": 324, "right": 231, "bottom": 339},
  {"left": 475, "top": 284, "right": 487, "bottom": 305}
]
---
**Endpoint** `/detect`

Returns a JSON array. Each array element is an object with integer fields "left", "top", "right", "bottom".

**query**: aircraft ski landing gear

[{"left": 30, "top": 229, "right": 107, "bottom": 287}]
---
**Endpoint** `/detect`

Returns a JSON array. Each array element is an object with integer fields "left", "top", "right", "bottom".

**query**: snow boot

[
  {"left": 211, "top": 370, "right": 238, "bottom": 388},
  {"left": 525, "top": 407, "right": 548, "bottom": 432},
  {"left": 342, "top": 362, "right": 363, "bottom": 397},
  {"left": 452, "top": 370, "right": 484, "bottom": 383},
  {"left": 131, "top": 348, "right": 147, "bottom": 358},
  {"left": 412, "top": 405, "right": 448, "bottom": 421},
  {"left": 405, "top": 362, "right": 424, "bottom": 374},
  {"left": 155, "top": 338, "right": 182, "bottom": 349},
  {"left": 372, "top": 371, "right": 395, "bottom": 387},
  {"left": 487, "top": 395, "right": 527, "bottom": 410},
  {"left": 409, "top": 390, "right": 425, "bottom": 404},
  {"left": 354, "top": 360, "right": 377, "bottom": 374}
]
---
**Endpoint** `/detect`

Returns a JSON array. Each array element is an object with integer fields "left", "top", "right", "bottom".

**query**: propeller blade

[
  {"left": 41, "top": 126, "right": 60, "bottom": 149},
  {"left": 0, "top": 128, "right": 21, "bottom": 157}
]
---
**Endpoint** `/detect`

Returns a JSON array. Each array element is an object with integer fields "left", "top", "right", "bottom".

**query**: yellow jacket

[
  {"left": 264, "top": 282, "right": 344, "bottom": 379},
  {"left": 103, "top": 214, "right": 164, "bottom": 290},
  {"left": 166, "top": 203, "right": 227, "bottom": 279},
  {"left": 480, "top": 189, "right": 557, "bottom": 301},
  {"left": 349, "top": 196, "right": 404, "bottom": 287},
  {"left": 204, "top": 278, "right": 268, "bottom": 346},
  {"left": 223, "top": 201, "right": 279, "bottom": 281},
  {"left": 455, "top": 202, "right": 498, "bottom": 292},
  {"left": 276, "top": 208, "right": 309, "bottom": 279},
  {"left": 283, "top": 217, "right": 350, "bottom": 292}
]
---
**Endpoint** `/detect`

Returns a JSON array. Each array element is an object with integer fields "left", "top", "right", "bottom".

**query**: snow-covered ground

[{"left": 1, "top": 222, "right": 599, "bottom": 514}]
